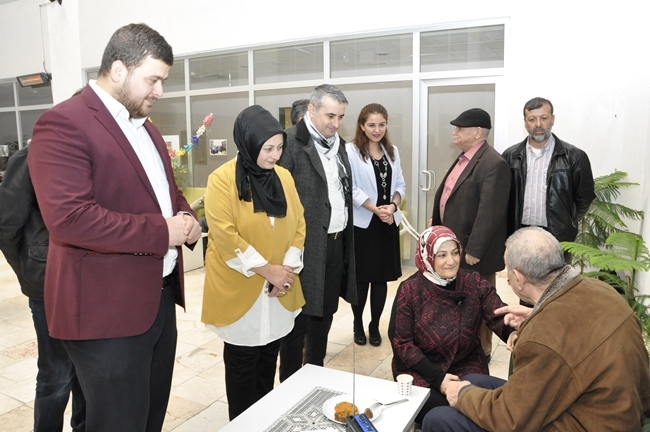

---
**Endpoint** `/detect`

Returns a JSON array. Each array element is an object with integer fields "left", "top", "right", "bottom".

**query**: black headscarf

[{"left": 234, "top": 105, "right": 287, "bottom": 217}]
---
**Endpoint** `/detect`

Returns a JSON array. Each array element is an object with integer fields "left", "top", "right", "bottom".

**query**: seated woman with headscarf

[
  {"left": 388, "top": 225, "right": 515, "bottom": 424},
  {"left": 201, "top": 105, "right": 306, "bottom": 420}
]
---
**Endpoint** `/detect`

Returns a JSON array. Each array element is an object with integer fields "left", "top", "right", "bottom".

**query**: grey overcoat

[{"left": 279, "top": 119, "right": 357, "bottom": 316}]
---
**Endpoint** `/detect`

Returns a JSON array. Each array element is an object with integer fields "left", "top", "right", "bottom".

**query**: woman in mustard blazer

[{"left": 202, "top": 105, "right": 305, "bottom": 420}]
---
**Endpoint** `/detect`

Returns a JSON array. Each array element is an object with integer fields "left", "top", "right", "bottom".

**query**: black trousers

[
  {"left": 30, "top": 299, "right": 86, "bottom": 432},
  {"left": 279, "top": 234, "right": 344, "bottom": 381},
  {"left": 62, "top": 276, "right": 177, "bottom": 432},
  {"left": 223, "top": 339, "right": 282, "bottom": 420}
]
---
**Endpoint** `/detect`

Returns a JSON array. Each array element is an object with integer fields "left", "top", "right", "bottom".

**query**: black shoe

[
  {"left": 354, "top": 333, "right": 367, "bottom": 346},
  {"left": 369, "top": 327, "right": 382, "bottom": 346}
]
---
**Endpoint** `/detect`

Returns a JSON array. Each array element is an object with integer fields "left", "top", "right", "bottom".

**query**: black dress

[{"left": 354, "top": 154, "right": 402, "bottom": 284}]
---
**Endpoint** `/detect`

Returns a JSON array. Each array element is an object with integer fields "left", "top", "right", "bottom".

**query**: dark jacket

[
  {"left": 501, "top": 134, "right": 595, "bottom": 242},
  {"left": 431, "top": 142, "right": 511, "bottom": 275},
  {"left": 278, "top": 119, "right": 357, "bottom": 316},
  {"left": 0, "top": 146, "right": 48, "bottom": 301},
  {"left": 388, "top": 269, "right": 513, "bottom": 390}
]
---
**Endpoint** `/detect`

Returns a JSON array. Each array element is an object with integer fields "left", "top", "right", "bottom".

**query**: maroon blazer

[{"left": 28, "top": 85, "right": 195, "bottom": 340}]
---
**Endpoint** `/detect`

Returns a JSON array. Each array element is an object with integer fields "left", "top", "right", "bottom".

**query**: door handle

[
  {"left": 420, "top": 170, "right": 436, "bottom": 191},
  {"left": 421, "top": 170, "right": 431, "bottom": 191}
]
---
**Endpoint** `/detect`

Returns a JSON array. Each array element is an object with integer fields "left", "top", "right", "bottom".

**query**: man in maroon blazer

[{"left": 28, "top": 24, "right": 201, "bottom": 432}]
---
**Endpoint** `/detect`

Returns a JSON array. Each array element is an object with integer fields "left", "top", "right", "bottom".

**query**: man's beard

[
  {"left": 530, "top": 129, "right": 551, "bottom": 143},
  {"left": 116, "top": 79, "right": 155, "bottom": 119}
]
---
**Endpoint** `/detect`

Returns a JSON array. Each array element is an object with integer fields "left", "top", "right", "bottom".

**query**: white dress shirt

[{"left": 89, "top": 80, "right": 177, "bottom": 277}]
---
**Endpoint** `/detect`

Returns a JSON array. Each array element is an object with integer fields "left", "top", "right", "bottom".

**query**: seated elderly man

[{"left": 424, "top": 226, "right": 650, "bottom": 432}]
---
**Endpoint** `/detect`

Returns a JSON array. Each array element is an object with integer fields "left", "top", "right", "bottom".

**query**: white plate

[{"left": 322, "top": 394, "right": 382, "bottom": 424}]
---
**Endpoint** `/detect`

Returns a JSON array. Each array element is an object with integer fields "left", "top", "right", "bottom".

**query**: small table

[{"left": 219, "top": 364, "right": 430, "bottom": 431}]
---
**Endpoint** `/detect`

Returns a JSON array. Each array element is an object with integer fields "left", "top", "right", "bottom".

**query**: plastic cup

[{"left": 396, "top": 374, "right": 413, "bottom": 396}]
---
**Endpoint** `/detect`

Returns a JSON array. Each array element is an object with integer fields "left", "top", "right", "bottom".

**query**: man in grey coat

[{"left": 278, "top": 84, "right": 357, "bottom": 381}]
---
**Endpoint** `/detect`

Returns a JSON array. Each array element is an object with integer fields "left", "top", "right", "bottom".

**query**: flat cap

[{"left": 450, "top": 108, "right": 492, "bottom": 129}]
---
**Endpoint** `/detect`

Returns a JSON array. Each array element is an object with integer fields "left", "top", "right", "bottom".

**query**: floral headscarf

[{"left": 415, "top": 225, "right": 462, "bottom": 286}]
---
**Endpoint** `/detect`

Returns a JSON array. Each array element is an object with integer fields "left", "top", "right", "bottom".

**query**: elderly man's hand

[
  {"left": 445, "top": 380, "right": 471, "bottom": 407},
  {"left": 440, "top": 373, "right": 460, "bottom": 395},
  {"left": 465, "top": 253, "right": 480, "bottom": 265},
  {"left": 494, "top": 305, "right": 533, "bottom": 329},
  {"left": 506, "top": 331, "right": 518, "bottom": 352}
]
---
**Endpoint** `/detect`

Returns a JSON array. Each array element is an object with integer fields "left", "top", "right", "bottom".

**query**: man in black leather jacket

[
  {"left": 502, "top": 97, "right": 595, "bottom": 248},
  {"left": 0, "top": 145, "right": 86, "bottom": 431}
]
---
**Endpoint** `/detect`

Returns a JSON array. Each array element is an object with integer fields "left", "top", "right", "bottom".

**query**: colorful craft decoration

[{"left": 168, "top": 113, "right": 214, "bottom": 158}]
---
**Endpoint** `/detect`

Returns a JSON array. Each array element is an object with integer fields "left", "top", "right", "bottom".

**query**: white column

[{"left": 41, "top": 0, "right": 83, "bottom": 104}]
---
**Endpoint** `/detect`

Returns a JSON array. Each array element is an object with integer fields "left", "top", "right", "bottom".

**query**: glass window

[
  {"left": 20, "top": 109, "right": 47, "bottom": 142},
  {"left": 189, "top": 93, "right": 249, "bottom": 187},
  {"left": 336, "top": 82, "right": 414, "bottom": 257},
  {"left": 150, "top": 97, "right": 187, "bottom": 137},
  {"left": 255, "top": 87, "right": 314, "bottom": 129},
  {"left": 421, "top": 25, "right": 504, "bottom": 72},
  {"left": 164, "top": 61, "right": 186, "bottom": 93},
  {"left": 17, "top": 83, "right": 53, "bottom": 106},
  {"left": 254, "top": 44, "right": 323, "bottom": 84},
  {"left": 189, "top": 53, "right": 248, "bottom": 90},
  {"left": 331, "top": 34, "right": 412, "bottom": 78},
  {"left": 0, "top": 111, "right": 18, "bottom": 170},
  {"left": 86, "top": 69, "right": 99, "bottom": 83},
  {"left": 0, "top": 82, "right": 14, "bottom": 108}
]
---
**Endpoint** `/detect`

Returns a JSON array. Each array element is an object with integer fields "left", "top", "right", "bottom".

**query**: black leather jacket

[
  {"left": 0, "top": 147, "right": 49, "bottom": 300},
  {"left": 502, "top": 134, "right": 595, "bottom": 242}
]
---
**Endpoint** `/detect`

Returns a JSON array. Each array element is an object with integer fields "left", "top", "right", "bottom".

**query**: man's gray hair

[
  {"left": 310, "top": 84, "right": 348, "bottom": 111},
  {"left": 505, "top": 227, "right": 566, "bottom": 285}
]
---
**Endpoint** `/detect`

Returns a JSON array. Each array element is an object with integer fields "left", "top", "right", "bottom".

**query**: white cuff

[
  {"left": 283, "top": 246, "right": 304, "bottom": 273},
  {"left": 226, "top": 246, "right": 268, "bottom": 277}
]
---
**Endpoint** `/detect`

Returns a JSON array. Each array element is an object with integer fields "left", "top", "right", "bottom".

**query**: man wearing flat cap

[{"left": 430, "top": 108, "right": 510, "bottom": 358}]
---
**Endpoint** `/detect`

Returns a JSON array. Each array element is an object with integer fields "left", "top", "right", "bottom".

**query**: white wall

[{"left": 2, "top": 0, "right": 649, "bottom": 290}]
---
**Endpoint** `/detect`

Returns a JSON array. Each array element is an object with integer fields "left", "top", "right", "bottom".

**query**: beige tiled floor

[{"left": 0, "top": 252, "right": 516, "bottom": 431}]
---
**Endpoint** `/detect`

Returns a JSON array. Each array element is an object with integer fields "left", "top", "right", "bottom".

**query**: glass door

[{"left": 415, "top": 79, "right": 500, "bottom": 234}]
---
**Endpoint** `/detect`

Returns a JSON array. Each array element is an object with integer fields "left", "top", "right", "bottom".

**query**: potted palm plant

[{"left": 561, "top": 171, "right": 650, "bottom": 344}]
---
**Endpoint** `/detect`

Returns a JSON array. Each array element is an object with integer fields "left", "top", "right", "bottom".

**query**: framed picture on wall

[
  {"left": 279, "top": 107, "right": 292, "bottom": 129},
  {"left": 162, "top": 135, "right": 179, "bottom": 158},
  {"left": 209, "top": 139, "right": 227, "bottom": 156}
]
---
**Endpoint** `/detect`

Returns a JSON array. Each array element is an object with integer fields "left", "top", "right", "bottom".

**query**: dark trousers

[
  {"left": 422, "top": 374, "right": 507, "bottom": 432},
  {"left": 479, "top": 273, "right": 496, "bottom": 357},
  {"left": 279, "top": 234, "right": 344, "bottom": 381},
  {"left": 62, "top": 279, "right": 177, "bottom": 432},
  {"left": 223, "top": 339, "right": 282, "bottom": 420},
  {"left": 29, "top": 299, "right": 86, "bottom": 432}
]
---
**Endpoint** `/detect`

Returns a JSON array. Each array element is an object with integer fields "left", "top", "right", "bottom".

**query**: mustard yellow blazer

[{"left": 202, "top": 159, "right": 306, "bottom": 326}]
